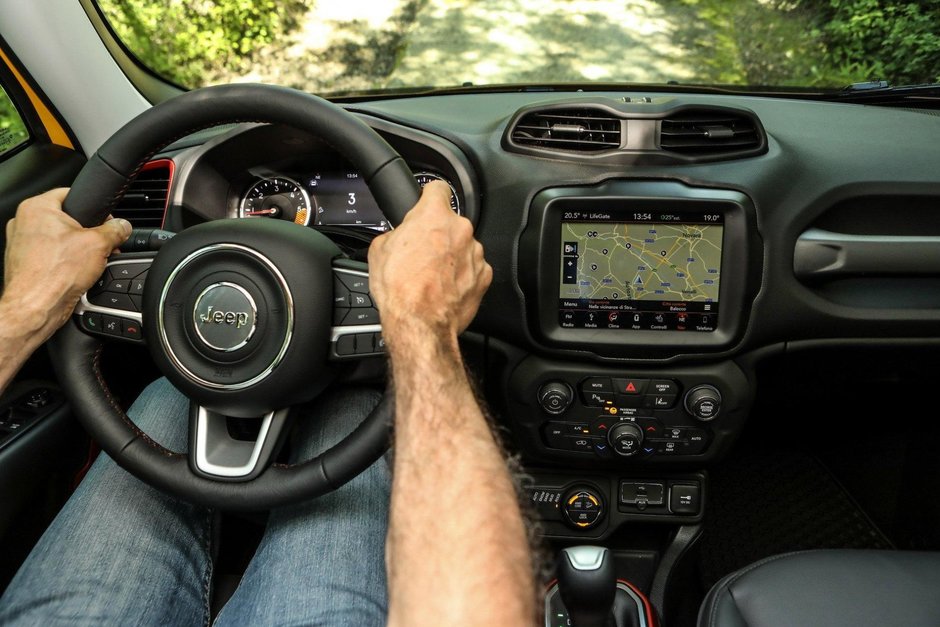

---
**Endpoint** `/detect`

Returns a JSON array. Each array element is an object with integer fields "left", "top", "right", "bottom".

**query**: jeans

[{"left": 0, "top": 378, "right": 390, "bottom": 626}]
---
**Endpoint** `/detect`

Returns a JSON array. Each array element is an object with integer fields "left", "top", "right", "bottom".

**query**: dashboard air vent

[
  {"left": 112, "top": 160, "right": 172, "bottom": 228},
  {"left": 660, "top": 109, "right": 762, "bottom": 155},
  {"left": 511, "top": 109, "right": 621, "bottom": 152}
]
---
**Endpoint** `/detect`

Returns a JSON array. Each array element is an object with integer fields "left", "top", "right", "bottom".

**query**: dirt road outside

[{"left": 234, "top": 0, "right": 698, "bottom": 93}]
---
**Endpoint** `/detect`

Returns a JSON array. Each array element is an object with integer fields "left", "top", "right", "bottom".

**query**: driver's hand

[
  {"left": 3, "top": 188, "right": 131, "bottom": 342},
  {"left": 369, "top": 181, "right": 492, "bottom": 341}
]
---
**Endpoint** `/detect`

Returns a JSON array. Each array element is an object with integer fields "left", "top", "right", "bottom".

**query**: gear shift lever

[{"left": 556, "top": 546, "right": 617, "bottom": 627}]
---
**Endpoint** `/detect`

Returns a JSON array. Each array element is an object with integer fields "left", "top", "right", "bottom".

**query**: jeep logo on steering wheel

[
  {"left": 193, "top": 282, "right": 258, "bottom": 352},
  {"left": 199, "top": 307, "right": 251, "bottom": 329}
]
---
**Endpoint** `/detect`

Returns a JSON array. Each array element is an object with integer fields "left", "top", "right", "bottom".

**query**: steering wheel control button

[
  {"left": 350, "top": 293, "right": 372, "bottom": 308},
  {"left": 354, "top": 333, "right": 376, "bottom": 354},
  {"left": 685, "top": 385, "right": 722, "bottom": 421},
  {"left": 608, "top": 422, "right": 644, "bottom": 457},
  {"left": 102, "top": 315, "right": 123, "bottom": 337},
  {"left": 333, "top": 278, "right": 352, "bottom": 307},
  {"left": 192, "top": 282, "right": 258, "bottom": 352},
  {"left": 81, "top": 313, "right": 103, "bottom": 333},
  {"left": 332, "top": 331, "right": 386, "bottom": 359},
  {"left": 106, "top": 279, "right": 130, "bottom": 293},
  {"left": 562, "top": 488, "right": 605, "bottom": 529},
  {"left": 90, "top": 292, "right": 136, "bottom": 311},
  {"left": 89, "top": 273, "right": 108, "bottom": 296},
  {"left": 538, "top": 382, "right": 573, "bottom": 415},
  {"left": 337, "top": 272, "right": 369, "bottom": 293},
  {"left": 121, "top": 319, "right": 142, "bottom": 340},
  {"left": 342, "top": 307, "right": 380, "bottom": 326},
  {"left": 130, "top": 277, "right": 146, "bottom": 295},
  {"left": 110, "top": 262, "right": 151, "bottom": 279},
  {"left": 669, "top": 483, "right": 702, "bottom": 515},
  {"left": 335, "top": 334, "right": 356, "bottom": 356}
]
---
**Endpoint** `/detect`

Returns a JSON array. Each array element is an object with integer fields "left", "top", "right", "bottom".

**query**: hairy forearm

[
  {"left": 385, "top": 324, "right": 536, "bottom": 627},
  {"left": 0, "top": 296, "right": 49, "bottom": 396}
]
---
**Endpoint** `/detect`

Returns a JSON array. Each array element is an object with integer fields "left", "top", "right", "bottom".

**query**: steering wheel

[{"left": 48, "top": 84, "right": 420, "bottom": 510}]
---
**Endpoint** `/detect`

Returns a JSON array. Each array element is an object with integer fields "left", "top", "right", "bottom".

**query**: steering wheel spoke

[
  {"left": 190, "top": 402, "right": 291, "bottom": 481},
  {"left": 75, "top": 253, "right": 156, "bottom": 344},
  {"left": 330, "top": 260, "right": 386, "bottom": 360}
]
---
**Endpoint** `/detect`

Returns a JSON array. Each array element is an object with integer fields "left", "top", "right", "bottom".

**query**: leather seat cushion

[{"left": 699, "top": 550, "right": 940, "bottom": 627}]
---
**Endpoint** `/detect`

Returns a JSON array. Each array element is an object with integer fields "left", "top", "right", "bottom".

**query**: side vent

[
  {"left": 112, "top": 160, "right": 172, "bottom": 228},
  {"left": 511, "top": 109, "right": 621, "bottom": 152},
  {"left": 660, "top": 109, "right": 763, "bottom": 156}
]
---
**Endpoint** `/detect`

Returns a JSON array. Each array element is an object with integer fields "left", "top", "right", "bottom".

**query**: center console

[{"left": 501, "top": 180, "right": 759, "bottom": 546}]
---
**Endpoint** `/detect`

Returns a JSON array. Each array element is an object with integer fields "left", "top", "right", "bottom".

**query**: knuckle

[{"left": 455, "top": 216, "right": 474, "bottom": 239}]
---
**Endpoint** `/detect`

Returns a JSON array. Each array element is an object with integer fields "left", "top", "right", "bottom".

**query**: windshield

[{"left": 95, "top": 0, "right": 940, "bottom": 96}]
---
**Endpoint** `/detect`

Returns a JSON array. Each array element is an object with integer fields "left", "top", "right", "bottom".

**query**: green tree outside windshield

[
  {"left": 0, "top": 87, "right": 28, "bottom": 157},
  {"left": 96, "top": 0, "right": 940, "bottom": 94}
]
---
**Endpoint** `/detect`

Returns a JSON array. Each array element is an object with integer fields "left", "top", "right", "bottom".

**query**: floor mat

[{"left": 697, "top": 448, "right": 893, "bottom": 590}]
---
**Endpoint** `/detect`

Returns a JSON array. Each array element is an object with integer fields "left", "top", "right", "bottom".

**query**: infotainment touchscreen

[{"left": 558, "top": 209, "right": 723, "bottom": 332}]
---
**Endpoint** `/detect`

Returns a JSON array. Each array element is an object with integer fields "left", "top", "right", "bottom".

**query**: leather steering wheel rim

[{"left": 49, "top": 84, "right": 419, "bottom": 510}]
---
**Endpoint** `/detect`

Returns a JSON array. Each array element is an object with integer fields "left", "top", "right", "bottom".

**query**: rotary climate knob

[{"left": 608, "top": 422, "right": 644, "bottom": 457}]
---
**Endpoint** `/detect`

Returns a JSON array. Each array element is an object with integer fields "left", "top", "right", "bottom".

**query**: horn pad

[{"left": 142, "top": 218, "right": 342, "bottom": 417}]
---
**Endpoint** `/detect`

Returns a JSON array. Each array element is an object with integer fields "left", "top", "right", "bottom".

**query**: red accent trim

[
  {"left": 544, "top": 578, "right": 658, "bottom": 627},
  {"left": 139, "top": 158, "right": 175, "bottom": 229},
  {"left": 618, "top": 579, "right": 658, "bottom": 627},
  {"left": 71, "top": 439, "right": 100, "bottom": 491}
]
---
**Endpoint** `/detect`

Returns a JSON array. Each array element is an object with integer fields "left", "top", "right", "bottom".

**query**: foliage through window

[
  {"left": 95, "top": 0, "right": 940, "bottom": 96},
  {"left": 0, "top": 85, "right": 28, "bottom": 158}
]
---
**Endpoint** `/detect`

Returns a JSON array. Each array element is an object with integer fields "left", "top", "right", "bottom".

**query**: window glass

[
  {"left": 95, "top": 0, "right": 940, "bottom": 96},
  {"left": 0, "top": 85, "right": 29, "bottom": 157}
]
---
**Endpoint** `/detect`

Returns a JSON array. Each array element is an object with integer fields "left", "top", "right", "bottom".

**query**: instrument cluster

[{"left": 237, "top": 170, "right": 460, "bottom": 231}]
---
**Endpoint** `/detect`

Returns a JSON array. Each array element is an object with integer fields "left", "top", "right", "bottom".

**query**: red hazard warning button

[{"left": 612, "top": 378, "right": 649, "bottom": 395}]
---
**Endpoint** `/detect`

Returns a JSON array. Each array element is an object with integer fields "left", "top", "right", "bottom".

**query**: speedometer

[
  {"left": 414, "top": 172, "right": 460, "bottom": 215},
  {"left": 239, "top": 177, "right": 312, "bottom": 226}
]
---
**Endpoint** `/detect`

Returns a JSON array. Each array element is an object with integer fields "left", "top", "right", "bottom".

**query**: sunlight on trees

[{"left": 95, "top": 0, "right": 940, "bottom": 94}]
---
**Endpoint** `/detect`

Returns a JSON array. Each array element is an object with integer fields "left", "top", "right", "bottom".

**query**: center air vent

[
  {"left": 510, "top": 109, "right": 621, "bottom": 152},
  {"left": 112, "top": 160, "right": 172, "bottom": 228},
  {"left": 659, "top": 109, "right": 763, "bottom": 156}
]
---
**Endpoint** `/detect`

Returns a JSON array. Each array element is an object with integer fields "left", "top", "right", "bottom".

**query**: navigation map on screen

[{"left": 558, "top": 210, "right": 723, "bottom": 332}]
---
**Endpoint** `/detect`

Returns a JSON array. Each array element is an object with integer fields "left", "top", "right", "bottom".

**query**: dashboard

[{"left": 119, "top": 91, "right": 940, "bottom": 536}]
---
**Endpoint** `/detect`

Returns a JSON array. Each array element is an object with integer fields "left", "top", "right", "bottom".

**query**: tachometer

[
  {"left": 239, "top": 177, "right": 312, "bottom": 226},
  {"left": 414, "top": 172, "right": 460, "bottom": 215}
]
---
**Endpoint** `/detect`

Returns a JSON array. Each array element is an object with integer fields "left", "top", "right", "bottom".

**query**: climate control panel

[{"left": 503, "top": 357, "right": 751, "bottom": 466}]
